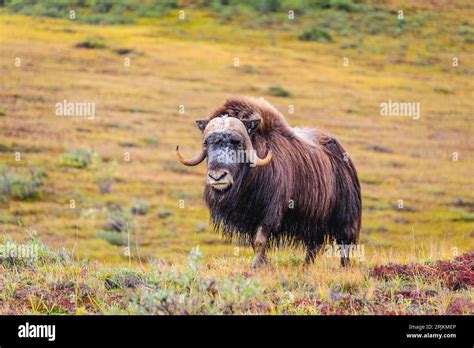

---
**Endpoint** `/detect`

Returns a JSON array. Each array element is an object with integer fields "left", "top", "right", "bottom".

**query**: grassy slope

[{"left": 0, "top": 2, "right": 473, "bottom": 313}]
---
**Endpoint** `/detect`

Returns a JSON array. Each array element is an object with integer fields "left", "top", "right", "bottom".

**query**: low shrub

[
  {"left": 75, "top": 36, "right": 107, "bottom": 49},
  {"left": 94, "top": 160, "right": 117, "bottom": 194},
  {"left": 0, "top": 166, "right": 46, "bottom": 201},
  {"left": 131, "top": 199, "right": 149, "bottom": 216},
  {"left": 60, "top": 148, "right": 100, "bottom": 168},
  {"left": 266, "top": 86, "right": 292, "bottom": 97},
  {"left": 97, "top": 207, "right": 135, "bottom": 246},
  {"left": 157, "top": 208, "right": 173, "bottom": 219},
  {"left": 96, "top": 230, "right": 128, "bottom": 246},
  {"left": 298, "top": 27, "right": 332, "bottom": 42}
]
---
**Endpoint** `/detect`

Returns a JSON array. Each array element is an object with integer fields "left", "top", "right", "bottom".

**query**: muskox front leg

[{"left": 251, "top": 227, "right": 269, "bottom": 270}]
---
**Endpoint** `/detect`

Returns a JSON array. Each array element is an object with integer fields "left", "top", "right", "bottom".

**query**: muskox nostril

[{"left": 209, "top": 171, "right": 227, "bottom": 181}]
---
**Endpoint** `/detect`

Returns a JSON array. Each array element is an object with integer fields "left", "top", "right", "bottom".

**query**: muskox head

[{"left": 176, "top": 115, "right": 272, "bottom": 191}]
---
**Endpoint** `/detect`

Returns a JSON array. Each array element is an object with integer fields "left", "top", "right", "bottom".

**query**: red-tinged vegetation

[
  {"left": 370, "top": 252, "right": 474, "bottom": 291},
  {"left": 446, "top": 297, "right": 474, "bottom": 315}
]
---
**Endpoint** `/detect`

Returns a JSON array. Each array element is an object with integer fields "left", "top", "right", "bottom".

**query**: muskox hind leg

[
  {"left": 304, "top": 244, "right": 322, "bottom": 264},
  {"left": 337, "top": 237, "right": 353, "bottom": 268},
  {"left": 251, "top": 227, "right": 269, "bottom": 270}
]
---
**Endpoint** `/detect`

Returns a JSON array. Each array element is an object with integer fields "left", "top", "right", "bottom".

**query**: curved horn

[
  {"left": 254, "top": 149, "right": 272, "bottom": 166},
  {"left": 237, "top": 122, "right": 272, "bottom": 167},
  {"left": 176, "top": 145, "right": 206, "bottom": 166}
]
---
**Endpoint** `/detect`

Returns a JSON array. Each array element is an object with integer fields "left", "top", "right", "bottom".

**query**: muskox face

[
  {"left": 204, "top": 131, "right": 244, "bottom": 191},
  {"left": 176, "top": 115, "right": 272, "bottom": 191}
]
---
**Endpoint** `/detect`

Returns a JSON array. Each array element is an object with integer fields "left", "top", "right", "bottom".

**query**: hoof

[
  {"left": 340, "top": 257, "right": 351, "bottom": 267},
  {"left": 251, "top": 257, "right": 267, "bottom": 270}
]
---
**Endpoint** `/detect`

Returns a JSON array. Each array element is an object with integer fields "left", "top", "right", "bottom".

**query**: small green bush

[
  {"left": 248, "top": 0, "right": 281, "bottom": 13},
  {"left": 96, "top": 230, "right": 127, "bottom": 246},
  {"left": 328, "top": 0, "right": 360, "bottom": 12},
  {"left": 97, "top": 207, "right": 135, "bottom": 246},
  {"left": 60, "top": 149, "right": 100, "bottom": 168},
  {"left": 102, "top": 269, "right": 146, "bottom": 289},
  {"left": 75, "top": 36, "right": 107, "bottom": 49},
  {"left": 267, "top": 86, "right": 292, "bottom": 97},
  {"left": 136, "top": 0, "right": 177, "bottom": 18},
  {"left": 142, "top": 136, "right": 160, "bottom": 148},
  {"left": 157, "top": 208, "right": 173, "bottom": 219},
  {"left": 94, "top": 160, "right": 117, "bottom": 194},
  {"left": 0, "top": 166, "right": 46, "bottom": 201},
  {"left": 298, "top": 27, "right": 332, "bottom": 42},
  {"left": 131, "top": 199, "right": 149, "bottom": 216},
  {"left": 103, "top": 208, "right": 135, "bottom": 233}
]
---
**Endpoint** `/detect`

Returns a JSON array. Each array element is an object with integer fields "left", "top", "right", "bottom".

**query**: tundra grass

[{"left": 0, "top": 239, "right": 472, "bottom": 314}]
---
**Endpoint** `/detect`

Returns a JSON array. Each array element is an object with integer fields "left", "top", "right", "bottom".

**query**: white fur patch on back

[{"left": 293, "top": 127, "right": 317, "bottom": 146}]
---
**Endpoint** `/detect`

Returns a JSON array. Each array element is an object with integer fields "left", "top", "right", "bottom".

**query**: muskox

[{"left": 176, "top": 97, "right": 361, "bottom": 268}]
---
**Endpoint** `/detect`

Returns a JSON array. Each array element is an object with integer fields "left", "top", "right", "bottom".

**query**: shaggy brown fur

[{"left": 203, "top": 96, "right": 362, "bottom": 265}]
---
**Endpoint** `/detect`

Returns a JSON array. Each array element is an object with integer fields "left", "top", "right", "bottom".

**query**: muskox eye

[{"left": 231, "top": 140, "right": 242, "bottom": 148}]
